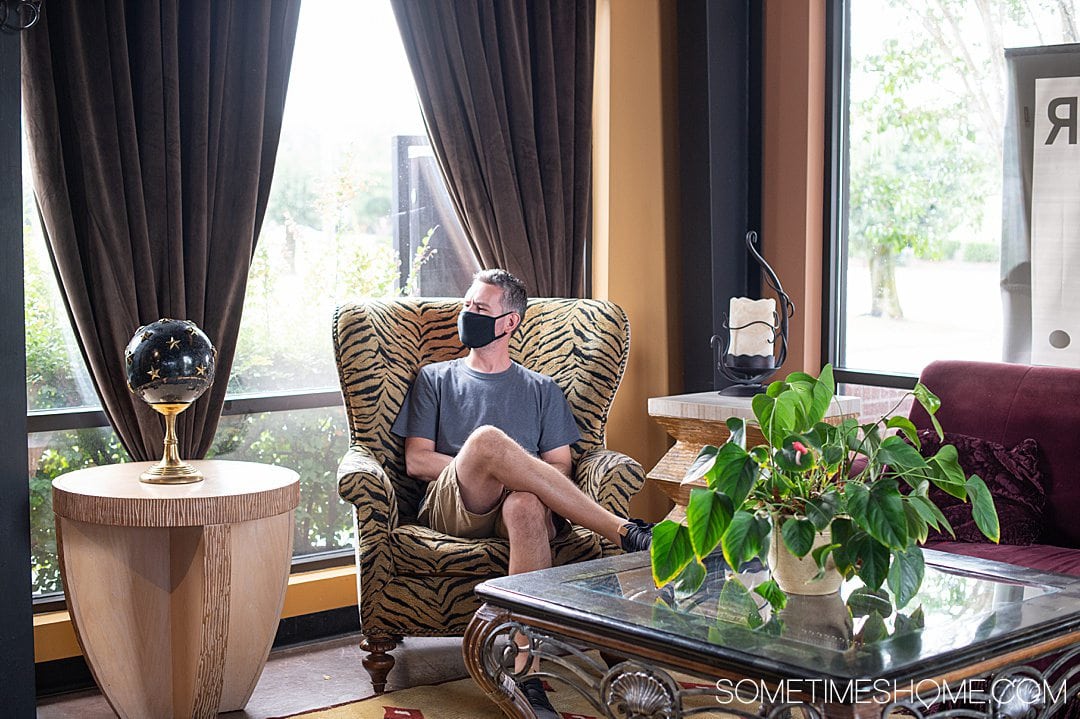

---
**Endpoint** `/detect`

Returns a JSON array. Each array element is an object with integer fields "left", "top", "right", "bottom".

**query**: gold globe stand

[{"left": 140, "top": 402, "right": 204, "bottom": 484}]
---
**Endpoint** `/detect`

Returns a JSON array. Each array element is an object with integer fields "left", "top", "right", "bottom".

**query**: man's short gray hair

[{"left": 474, "top": 268, "right": 527, "bottom": 326}]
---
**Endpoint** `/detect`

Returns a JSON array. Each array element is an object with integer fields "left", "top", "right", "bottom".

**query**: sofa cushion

[
  {"left": 926, "top": 541, "right": 1080, "bottom": 577},
  {"left": 916, "top": 430, "right": 1045, "bottom": 545},
  {"left": 912, "top": 360, "right": 1080, "bottom": 549}
]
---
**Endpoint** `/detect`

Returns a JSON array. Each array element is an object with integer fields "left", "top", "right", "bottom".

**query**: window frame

[
  {"left": 28, "top": 388, "right": 355, "bottom": 612},
  {"left": 822, "top": 0, "right": 918, "bottom": 391}
]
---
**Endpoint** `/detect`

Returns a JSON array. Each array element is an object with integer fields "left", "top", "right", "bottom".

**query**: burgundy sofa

[{"left": 909, "top": 360, "right": 1080, "bottom": 576}]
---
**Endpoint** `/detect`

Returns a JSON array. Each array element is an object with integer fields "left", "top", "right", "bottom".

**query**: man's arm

[
  {"left": 539, "top": 445, "right": 573, "bottom": 478},
  {"left": 404, "top": 436, "right": 453, "bottom": 483}
]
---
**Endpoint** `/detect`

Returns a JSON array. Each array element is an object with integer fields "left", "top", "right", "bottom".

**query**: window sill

[{"left": 32, "top": 564, "right": 358, "bottom": 663}]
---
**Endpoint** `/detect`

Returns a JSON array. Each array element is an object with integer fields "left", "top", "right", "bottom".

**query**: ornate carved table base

[
  {"left": 464, "top": 604, "right": 822, "bottom": 719},
  {"left": 463, "top": 604, "right": 1079, "bottom": 719}
]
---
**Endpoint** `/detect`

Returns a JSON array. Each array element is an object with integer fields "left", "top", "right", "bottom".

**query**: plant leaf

[
  {"left": 847, "top": 586, "right": 891, "bottom": 617},
  {"left": 753, "top": 392, "right": 797, "bottom": 447},
  {"left": 828, "top": 517, "right": 857, "bottom": 575},
  {"left": 845, "top": 481, "right": 870, "bottom": 526},
  {"left": 887, "top": 545, "right": 925, "bottom": 609},
  {"left": 754, "top": 579, "right": 788, "bottom": 611},
  {"left": 774, "top": 434, "right": 816, "bottom": 473},
  {"left": 877, "top": 435, "right": 927, "bottom": 470},
  {"left": 687, "top": 488, "right": 734, "bottom": 560},
  {"left": 860, "top": 611, "right": 888, "bottom": 643},
  {"left": 811, "top": 542, "right": 840, "bottom": 577},
  {"left": 810, "top": 364, "right": 835, "bottom": 425},
  {"left": 781, "top": 516, "right": 816, "bottom": 557},
  {"left": 909, "top": 494, "right": 953, "bottom": 537},
  {"left": 722, "top": 511, "right": 770, "bottom": 569},
  {"left": 927, "top": 444, "right": 966, "bottom": 499},
  {"left": 966, "top": 474, "right": 1000, "bottom": 543},
  {"left": 903, "top": 502, "right": 929, "bottom": 544},
  {"left": 785, "top": 371, "right": 817, "bottom": 385},
  {"left": 806, "top": 490, "right": 841, "bottom": 531},
  {"left": 862, "top": 479, "right": 909, "bottom": 550},
  {"left": 650, "top": 520, "right": 694, "bottom": 586},
  {"left": 710, "top": 442, "right": 758, "bottom": 507},
  {"left": 673, "top": 558, "right": 707, "bottom": 599},
  {"left": 726, "top": 416, "right": 746, "bottom": 448},
  {"left": 913, "top": 381, "right": 945, "bottom": 440},
  {"left": 716, "top": 577, "right": 763, "bottom": 628},
  {"left": 850, "top": 532, "right": 891, "bottom": 589},
  {"left": 886, "top": 416, "right": 920, "bottom": 448},
  {"left": 786, "top": 381, "right": 815, "bottom": 431},
  {"left": 894, "top": 604, "right": 928, "bottom": 634},
  {"left": 682, "top": 444, "right": 720, "bottom": 484},
  {"left": 822, "top": 444, "right": 846, "bottom": 468},
  {"left": 913, "top": 382, "right": 941, "bottom": 417},
  {"left": 752, "top": 393, "right": 776, "bottom": 438}
]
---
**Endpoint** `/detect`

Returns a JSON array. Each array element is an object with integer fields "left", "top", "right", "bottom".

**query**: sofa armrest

[
  {"left": 337, "top": 445, "right": 399, "bottom": 533},
  {"left": 575, "top": 447, "right": 646, "bottom": 517}
]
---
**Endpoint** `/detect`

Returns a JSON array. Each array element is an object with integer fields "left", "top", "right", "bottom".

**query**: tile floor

[{"left": 35, "top": 633, "right": 470, "bottom": 718}]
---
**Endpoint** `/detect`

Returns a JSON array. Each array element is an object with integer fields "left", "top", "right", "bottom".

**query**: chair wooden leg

[{"left": 361, "top": 633, "right": 399, "bottom": 694}]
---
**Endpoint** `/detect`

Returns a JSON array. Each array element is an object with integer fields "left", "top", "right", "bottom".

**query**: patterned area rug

[{"left": 276, "top": 675, "right": 740, "bottom": 718}]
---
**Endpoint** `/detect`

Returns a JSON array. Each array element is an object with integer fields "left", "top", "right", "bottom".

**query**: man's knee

[
  {"left": 501, "top": 491, "right": 547, "bottom": 530},
  {"left": 463, "top": 424, "right": 513, "bottom": 461}
]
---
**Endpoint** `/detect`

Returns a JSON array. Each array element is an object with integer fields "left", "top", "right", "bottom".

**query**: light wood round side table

[{"left": 52, "top": 460, "right": 300, "bottom": 719}]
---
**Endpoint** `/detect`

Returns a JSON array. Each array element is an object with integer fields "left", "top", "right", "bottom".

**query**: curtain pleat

[
  {"left": 391, "top": 0, "right": 594, "bottom": 297},
  {"left": 22, "top": 0, "right": 301, "bottom": 460}
]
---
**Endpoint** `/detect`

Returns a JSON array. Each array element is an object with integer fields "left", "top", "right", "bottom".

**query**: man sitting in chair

[{"left": 391, "top": 268, "right": 652, "bottom": 719}]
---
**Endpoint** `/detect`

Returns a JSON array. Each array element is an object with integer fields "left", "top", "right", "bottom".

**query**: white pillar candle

[{"left": 729, "top": 297, "right": 776, "bottom": 357}]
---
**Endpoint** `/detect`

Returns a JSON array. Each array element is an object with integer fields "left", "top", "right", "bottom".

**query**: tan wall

[
  {"left": 762, "top": 0, "right": 827, "bottom": 376},
  {"left": 592, "top": 0, "right": 680, "bottom": 522}
]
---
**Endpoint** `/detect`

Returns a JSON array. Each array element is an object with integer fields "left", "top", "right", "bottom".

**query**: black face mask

[{"left": 458, "top": 310, "right": 513, "bottom": 348}]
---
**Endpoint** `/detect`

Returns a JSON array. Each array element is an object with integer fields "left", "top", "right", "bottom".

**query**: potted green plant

[{"left": 649, "top": 365, "right": 999, "bottom": 609}]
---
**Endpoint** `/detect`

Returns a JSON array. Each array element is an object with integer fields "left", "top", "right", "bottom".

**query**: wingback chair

[{"left": 333, "top": 297, "right": 646, "bottom": 692}]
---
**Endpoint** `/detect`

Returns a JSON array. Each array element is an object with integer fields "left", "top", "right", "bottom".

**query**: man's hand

[
  {"left": 540, "top": 445, "right": 572, "bottom": 478},
  {"left": 403, "top": 436, "right": 453, "bottom": 482}
]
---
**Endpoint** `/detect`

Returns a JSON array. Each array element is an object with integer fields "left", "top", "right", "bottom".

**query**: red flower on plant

[{"left": 792, "top": 441, "right": 810, "bottom": 465}]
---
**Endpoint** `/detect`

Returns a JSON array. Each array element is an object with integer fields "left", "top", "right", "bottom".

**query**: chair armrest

[
  {"left": 574, "top": 447, "right": 646, "bottom": 517},
  {"left": 337, "top": 445, "right": 399, "bottom": 532},
  {"left": 337, "top": 445, "right": 398, "bottom": 610}
]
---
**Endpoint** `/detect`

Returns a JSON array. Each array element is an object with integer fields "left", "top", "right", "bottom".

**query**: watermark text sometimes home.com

[{"left": 715, "top": 677, "right": 1068, "bottom": 707}]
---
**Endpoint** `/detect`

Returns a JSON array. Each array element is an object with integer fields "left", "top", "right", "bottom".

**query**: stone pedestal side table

[
  {"left": 647, "top": 392, "right": 861, "bottom": 519},
  {"left": 52, "top": 460, "right": 300, "bottom": 719}
]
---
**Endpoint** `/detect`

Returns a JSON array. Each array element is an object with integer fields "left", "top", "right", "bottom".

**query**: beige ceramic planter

[
  {"left": 768, "top": 520, "right": 844, "bottom": 595},
  {"left": 777, "top": 592, "right": 854, "bottom": 649}
]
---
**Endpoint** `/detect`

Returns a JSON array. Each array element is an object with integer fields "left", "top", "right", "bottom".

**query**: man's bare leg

[
  {"left": 454, "top": 425, "right": 627, "bottom": 545},
  {"left": 501, "top": 491, "right": 556, "bottom": 673}
]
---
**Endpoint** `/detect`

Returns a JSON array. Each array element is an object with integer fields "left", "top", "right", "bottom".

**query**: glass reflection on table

[{"left": 566, "top": 551, "right": 1057, "bottom": 660}]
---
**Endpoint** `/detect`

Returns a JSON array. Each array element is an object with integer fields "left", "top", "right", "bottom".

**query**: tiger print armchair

[{"left": 333, "top": 297, "right": 645, "bottom": 692}]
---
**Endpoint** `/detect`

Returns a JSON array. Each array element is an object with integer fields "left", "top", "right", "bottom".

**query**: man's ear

[{"left": 506, "top": 311, "right": 520, "bottom": 333}]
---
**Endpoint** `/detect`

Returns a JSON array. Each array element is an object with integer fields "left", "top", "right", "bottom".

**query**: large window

[
  {"left": 830, "top": 0, "right": 1079, "bottom": 382},
  {"left": 25, "top": 1, "right": 475, "bottom": 599}
]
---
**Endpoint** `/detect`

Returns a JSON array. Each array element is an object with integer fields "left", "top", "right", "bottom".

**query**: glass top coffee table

[{"left": 463, "top": 549, "right": 1080, "bottom": 718}]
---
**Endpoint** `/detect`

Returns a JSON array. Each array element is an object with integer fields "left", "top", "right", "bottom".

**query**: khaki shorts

[{"left": 418, "top": 460, "right": 510, "bottom": 539}]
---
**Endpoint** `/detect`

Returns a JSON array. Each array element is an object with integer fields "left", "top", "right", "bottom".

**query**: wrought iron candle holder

[{"left": 711, "top": 231, "right": 795, "bottom": 396}]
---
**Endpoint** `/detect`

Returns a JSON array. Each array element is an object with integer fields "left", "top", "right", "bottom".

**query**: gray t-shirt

[{"left": 390, "top": 358, "right": 581, "bottom": 457}]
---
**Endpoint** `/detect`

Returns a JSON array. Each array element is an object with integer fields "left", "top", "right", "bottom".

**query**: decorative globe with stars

[{"left": 125, "top": 318, "right": 216, "bottom": 406}]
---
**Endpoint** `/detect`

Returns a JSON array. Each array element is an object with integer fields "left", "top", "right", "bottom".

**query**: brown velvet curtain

[
  {"left": 391, "top": 0, "right": 594, "bottom": 297},
  {"left": 22, "top": 0, "right": 300, "bottom": 461}
]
